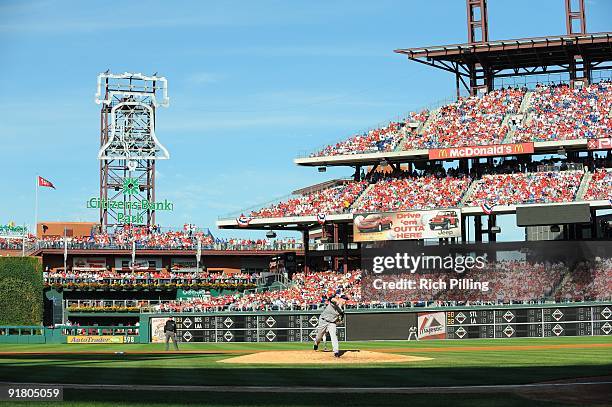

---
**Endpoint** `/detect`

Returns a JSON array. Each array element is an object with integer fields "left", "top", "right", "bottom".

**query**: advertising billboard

[
  {"left": 428, "top": 142, "right": 534, "bottom": 160},
  {"left": 353, "top": 209, "right": 462, "bottom": 242},
  {"left": 587, "top": 138, "right": 612, "bottom": 151},
  {"left": 72, "top": 257, "right": 107, "bottom": 271},
  {"left": 417, "top": 312, "right": 447, "bottom": 339}
]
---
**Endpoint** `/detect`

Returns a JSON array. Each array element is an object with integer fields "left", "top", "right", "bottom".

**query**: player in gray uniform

[{"left": 313, "top": 295, "right": 347, "bottom": 357}]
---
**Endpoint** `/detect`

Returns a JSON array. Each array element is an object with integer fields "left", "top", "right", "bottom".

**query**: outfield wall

[{"left": 141, "top": 302, "right": 612, "bottom": 343}]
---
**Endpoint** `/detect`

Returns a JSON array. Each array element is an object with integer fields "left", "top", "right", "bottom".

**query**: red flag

[{"left": 38, "top": 176, "right": 56, "bottom": 189}]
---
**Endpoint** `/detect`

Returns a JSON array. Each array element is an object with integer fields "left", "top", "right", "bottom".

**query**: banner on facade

[
  {"left": 353, "top": 209, "right": 461, "bottom": 241},
  {"left": 428, "top": 142, "right": 534, "bottom": 160}
]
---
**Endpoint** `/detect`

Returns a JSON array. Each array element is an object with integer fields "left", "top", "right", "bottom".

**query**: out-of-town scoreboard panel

[
  {"left": 171, "top": 314, "right": 346, "bottom": 343},
  {"left": 446, "top": 305, "right": 612, "bottom": 339},
  {"left": 149, "top": 304, "right": 611, "bottom": 342}
]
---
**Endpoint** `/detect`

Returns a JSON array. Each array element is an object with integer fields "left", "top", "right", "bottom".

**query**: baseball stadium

[{"left": 1, "top": 1, "right": 611, "bottom": 406}]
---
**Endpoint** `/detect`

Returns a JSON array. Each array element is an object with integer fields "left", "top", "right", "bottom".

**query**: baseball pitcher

[{"left": 313, "top": 294, "right": 347, "bottom": 357}]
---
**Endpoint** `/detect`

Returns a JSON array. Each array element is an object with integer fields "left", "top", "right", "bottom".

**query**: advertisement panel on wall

[
  {"left": 114, "top": 257, "right": 162, "bottom": 270},
  {"left": 353, "top": 209, "right": 461, "bottom": 242},
  {"left": 67, "top": 336, "right": 126, "bottom": 344},
  {"left": 171, "top": 258, "right": 198, "bottom": 271},
  {"left": 417, "top": 312, "right": 447, "bottom": 340},
  {"left": 73, "top": 257, "right": 106, "bottom": 271},
  {"left": 150, "top": 317, "right": 168, "bottom": 343},
  {"left": 428, "top": 142, "right": 534, "bottom": 160},
  {"left": 587, "top": 138, "right": 612, "bottom": 151}
]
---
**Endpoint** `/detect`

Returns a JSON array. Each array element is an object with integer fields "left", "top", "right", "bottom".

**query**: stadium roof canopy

[{"left": 395, "top": 32, "right": 612, "bottom": 96}]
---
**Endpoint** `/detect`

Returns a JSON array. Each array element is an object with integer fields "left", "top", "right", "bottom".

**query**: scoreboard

[
  {"left": 446, "top": 305, "right": 612, "bottom": 339},
  {"left": 159, "top": 314, "right": 346, "bottom": 343},
  {"left": 148, "top": 304, "right": 611, "bottom": 342}
]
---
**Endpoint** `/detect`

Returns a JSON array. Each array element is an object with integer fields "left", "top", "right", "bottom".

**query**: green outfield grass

[{"left": 1, "top": 337, "right": 611, "bottom": 406}]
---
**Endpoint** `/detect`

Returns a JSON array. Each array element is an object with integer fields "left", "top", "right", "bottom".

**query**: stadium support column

[
  {"left": 341, "top": 223, "right": 349, "bottom": 274},
  {"left": 565, "top": 0, "right": 586, "bottom": 35},
  {"left": 487, "top": 214, "right": 496, "bottom": 242},
  {"left": 590, "top": 208, "right": 598, "bottom": 239},
  {"left": 333, "top": 224, "right": 339, "bottom": 271},
  {"left": 474, "top": 215, "right": 483, "bottom": 242},
  {"left": 467, "top": 0, "right": 489, "bottom": 44},
  {"left": 302, "top": 229, "right": 310, "bottom": 273}
]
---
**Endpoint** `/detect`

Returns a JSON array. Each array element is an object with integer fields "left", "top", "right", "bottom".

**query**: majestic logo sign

[
  {"left": 587, "top": 138, "right": 612, "bottom": 151},
  {"left": 428, "top": 142, "right": 534, "bottom": 160},
  {"left": 417, "top": 312, "right": 447, "bottom": 340}
]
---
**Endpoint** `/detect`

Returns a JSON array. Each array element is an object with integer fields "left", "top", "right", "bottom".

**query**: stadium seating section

[
  {"left": 464, "top": 170, "right": 584, "bottom": 206},
  {"left": 354, "top": 175, "right": 471, "bottom": 212},
  {"left": 135, "top": 259, "right": 612, "bottom": 313},
  {"left": 250, "top": 181, "right": 366, "bottom": 218},
  {"left": 513, "top": 82, "right": 612, "bottom": 142},
  {"left": 35, "top": 227, "right": 302, "bottom": 251},
  {"left": 583, "top": 168, "right": 612, "bottom": 201},
  {"left": 310, "top": 82, "right": 611, "bottom": 157}
]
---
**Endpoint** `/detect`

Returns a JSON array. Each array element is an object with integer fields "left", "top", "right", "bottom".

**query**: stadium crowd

[
  {"left": 44, "top": 270, "right": 258, "bottom": 285},
  {"left": 513, "top": 82, "right": 612, "bottom": 142},
  {"left": 311, "top": 111, "right": 430, "bottom": 157},
  {"left": 250, "top": 181, "right": 366, "bottom": 218},
  {"left": 556, "top": 258, "right": 612, "bottom": 301},
  {"left": 584, "top": 168, "right": 612, "bottom": 201},
  {"left": 153, "top": 270, "right": 362, "bottom": 312},
  {"left": 407, "top": 87, "right": 524, "bottom": 149},
  {"left": 308, "top": 82, "right": 612, "bottom": 157},
  {"left": 465, "top": 170, "right": 584, "bottom": 206},
  {"left": 146, "top": 258, "right": 611, "bottom": 312},
  {"left": 354, "top": 173, "right": 471, "bottom": 212},
  {"left": 35, "top": 226, "right": 302, "bottom": 251}
]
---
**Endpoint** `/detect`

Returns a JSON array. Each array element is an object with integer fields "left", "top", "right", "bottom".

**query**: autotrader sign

[
  {"left": 428, "top": 142, "right": 534, "bottom": 160},
  {"left": 353, "top": 209, "right": 462, "bottom": 242}
]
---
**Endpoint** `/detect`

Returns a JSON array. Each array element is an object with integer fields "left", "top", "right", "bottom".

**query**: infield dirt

[{"left": 217, "top": 350, "right": 432, "bottom": 364}]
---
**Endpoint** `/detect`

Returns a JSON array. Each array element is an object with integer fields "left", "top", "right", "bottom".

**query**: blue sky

[{"left": 0, "top": 0, "right": 610, "bottom": 239}]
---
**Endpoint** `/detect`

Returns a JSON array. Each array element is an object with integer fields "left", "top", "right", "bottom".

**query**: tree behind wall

[{"left": 0, "top": 257, "right": 43, "bottom": 325}]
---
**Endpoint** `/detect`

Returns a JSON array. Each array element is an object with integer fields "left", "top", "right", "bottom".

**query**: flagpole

[
  {"left": 22, "top": 224, "right": 26, "bottom": 257},
  {"left": 34, "top": 176, "right": 39, "bottom": 239}
]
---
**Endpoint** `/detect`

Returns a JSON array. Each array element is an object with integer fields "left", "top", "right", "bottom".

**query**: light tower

[{"left": 95, "top": 72, "right": 170, "bottom": 230}]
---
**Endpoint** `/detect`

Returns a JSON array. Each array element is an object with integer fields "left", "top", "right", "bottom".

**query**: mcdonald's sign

[{"left": 428, "top": 142, "right": 534, "bottom": 160}]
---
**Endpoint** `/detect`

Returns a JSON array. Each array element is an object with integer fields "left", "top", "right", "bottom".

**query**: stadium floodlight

[
  {"left": 550, "top": 225, "right": 561, "bottom": 233},
  {"left": 266, "top": 230, "right": 277, "bottom": 238},
  {"left": 318, "top": 167, "right": 327, "bottom": 173}
]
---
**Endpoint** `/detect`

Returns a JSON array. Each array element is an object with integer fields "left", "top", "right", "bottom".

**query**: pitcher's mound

[{"left": 218, "top": 350, "right": 431, "bottom": 364}]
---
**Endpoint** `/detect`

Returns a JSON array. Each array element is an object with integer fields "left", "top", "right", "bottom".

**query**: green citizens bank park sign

[{"left": 86, "top": 177, "right": 174, "bottom": 224}]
